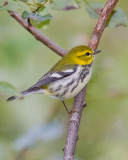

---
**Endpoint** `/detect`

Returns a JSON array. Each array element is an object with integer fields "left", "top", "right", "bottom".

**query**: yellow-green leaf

[
  {"left": 37, "top": 0, "right": 46, "bottom": 3},
  {"left": 50, "top": 0, "right": 81, "bottom": 11},
  {"left": 0, "top": 0, "right": 21, "bottom": 12},
  {"left": 85, "top": 1, "right": 128, "bottom": 27},
  {"left": 107, "top": 8, "right": 128, "bottom": 27},
  {"left": 85, "top": 1, "right": 104, "bottom": 19},
  {"left": 22, "top": 11, "right": 52, "bottom": 22},
  {"left": 0, "top": 81, "right": 22, "bottom": 101}
]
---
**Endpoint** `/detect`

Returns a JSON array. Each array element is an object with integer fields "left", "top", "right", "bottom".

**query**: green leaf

[
  {"left": 85, "top": 1, "right": 128, "bottom": 27},
  {"left": 107, "top": 8, "right": 128, "bottom": 27},
  {"left": 31, "top": 18, "right": 50, "bottom": 29},
  {"left": 0, "top": 0, "right": 21, "bottom": 12},
  {"left": 0, "top": 81, "right": 22, "bottom": 101},
  {"left": 0, "top": 0, "right": 6, "bottom": 6},
  {"left": 38, "top": 13, "right": 52, "bottom": 21},
  {"left": 37, "top": 0, "right": 46, "bottom": 3},
  {"left": 50, "top": 0, "right": 81, "bottom": 11},
  {"left": 22, "top": 10, "right": 31, "bottom": 18},
  {"left": 19, "top": 0, "right": 28, "bottom": 2},
  {"left": 34, "top": 6, "right": 52, "bottom": 28},
  {"left": 85, "top": 1, "right": 104, "bottom": 19},
  {"left": 22, "top": 11, "right": 52, "bottom": 22},
  {"left": 22, "top": 9, "right": 52, "bottom": 28}
]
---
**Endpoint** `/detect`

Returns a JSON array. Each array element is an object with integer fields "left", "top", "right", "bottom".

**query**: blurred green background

[{"left": 0, "top": 0, "right": 128, "bottom": 160}]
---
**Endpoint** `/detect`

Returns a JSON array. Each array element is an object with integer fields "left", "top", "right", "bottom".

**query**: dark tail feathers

[
  {"left": 6, "top": 87, "right": 41, "bottom": 102},
  {"left": 7, "top": 96, "right": 16, "bottom": 102}
]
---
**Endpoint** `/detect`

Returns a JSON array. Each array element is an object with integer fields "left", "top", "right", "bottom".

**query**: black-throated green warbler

[{"left": 7, "top": 45, "right": 101, "bottom": 113}]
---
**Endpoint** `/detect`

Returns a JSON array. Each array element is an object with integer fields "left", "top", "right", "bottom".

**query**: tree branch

[
  {"left": 8, "top": 0, "right": 118, "bottom": 159},
  {"left": 63, "top": 0, "right": 118, "bottom": 160},
  {"left": 9, "top": 11, "right": 67, "bottom": 57}
]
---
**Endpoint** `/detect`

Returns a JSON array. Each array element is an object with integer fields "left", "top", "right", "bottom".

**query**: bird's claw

[{"left": 68, "top": 108, "right": 79, "bottom": 114}]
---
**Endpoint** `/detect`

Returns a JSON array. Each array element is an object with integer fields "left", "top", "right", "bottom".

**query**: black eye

[{"left": 86, "top": 52, "right": 90, "bottom": 56}]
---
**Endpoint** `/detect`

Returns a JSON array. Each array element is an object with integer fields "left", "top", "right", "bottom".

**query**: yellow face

[
  {"left": 69, "top": 45, "right": 95, "bottom": 66},
  {"left": 50, "top": 45, "right": 101, "bottom": 72}
]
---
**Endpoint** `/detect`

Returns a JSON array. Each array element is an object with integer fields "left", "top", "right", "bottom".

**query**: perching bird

[{"left": 7, "top": 45, "right": 101, "bottom": 113}]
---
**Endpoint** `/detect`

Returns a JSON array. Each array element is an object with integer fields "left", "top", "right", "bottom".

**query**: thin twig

[
  {"left": 25, "top": 2, "right": 37, "bottom": 8},
  {"left": 63, "top": 0, "right": 118, "bottom": 159},
  {"left": 33, "top": 0, "right": 48, "bottom": 13},
  {"left": 9, "top": 11, "right": 67, "bottom": 57}
]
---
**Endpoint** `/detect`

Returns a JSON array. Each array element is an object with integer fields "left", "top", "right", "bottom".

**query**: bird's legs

[
  {"left": 61, "top": 100, "right": 78, "bottom": 114},
  {"left": 61, "top": 100, "right": 70, "bottom": 114}
]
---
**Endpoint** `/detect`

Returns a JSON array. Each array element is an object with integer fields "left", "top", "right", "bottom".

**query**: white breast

[{"left": 46, "top": 65, "right": 92, "bottom": 100}]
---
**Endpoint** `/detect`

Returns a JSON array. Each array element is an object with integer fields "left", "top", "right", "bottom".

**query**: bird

[{"left": 7, "top": 45, "right": 101, "bottom": 113}]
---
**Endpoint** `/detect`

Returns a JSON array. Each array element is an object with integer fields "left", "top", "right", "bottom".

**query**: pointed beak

[{"left": 93, "top": 50, "right": 101, "bottom": 55}]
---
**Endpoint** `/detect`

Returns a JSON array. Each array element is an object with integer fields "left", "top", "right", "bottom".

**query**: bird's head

[{"left": 68, "top": 45, "right": 101, "bottom": 65}]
